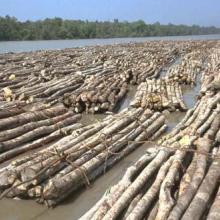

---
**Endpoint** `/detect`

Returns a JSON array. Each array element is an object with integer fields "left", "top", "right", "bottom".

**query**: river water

[{"left": 0, "top": 34, "right": 220, "bottom": 54}]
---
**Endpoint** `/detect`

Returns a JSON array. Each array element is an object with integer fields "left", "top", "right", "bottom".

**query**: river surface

[{"left": 0, "top": 34, "right": 220, "bottom": 53}]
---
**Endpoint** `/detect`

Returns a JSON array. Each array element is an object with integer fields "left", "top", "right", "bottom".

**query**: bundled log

[
  {"left": 129, "top": 47, "right": 178, "bottom": 85},
  {"left": 1, "top": 40, "right": 209, "bottom": 107},
  {"left": 0, "top": 74, "right": 84, "bottom": 105},
  {"left": 0, "top": 40, "right": 219, "bottom": 212},
  {"left": 0, "top": 104, "right": 81, "bottom": 162},
  {"left": 62, "top": 71, "right": 130, "bottom": 113},
  {"left": 166, "top": 47, "right": 210, "bottom": 85},
  {"left": 130, "top": 41, "right": 214, "bottom": 85},
  {"left": 131, "top": 78, "right": 187, "bottom": 112},
  {"left": 0, "top": 107, "right": 167, "bottom": 206},
  {"left": 200, "top": 48, "right": 220, "bottom": 95},
  {"left": 81, "top": 68, "right": 220, "bottom": 219},
  {"left": 166, "top": 42, "right": 217, "bottom": 86}
]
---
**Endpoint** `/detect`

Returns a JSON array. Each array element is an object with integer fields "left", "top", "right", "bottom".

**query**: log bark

[{"left": 181, "top": 146, "right": 220, "bottom": 220}]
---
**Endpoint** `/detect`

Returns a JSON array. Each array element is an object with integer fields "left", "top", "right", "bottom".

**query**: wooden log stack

[
  {"left": 62, "top": 71, "right": 131, "bottom": 113},
  {"left": 0, "top": 40, "right": 219, "bottom": 212},
  {"left": 0, "top": 42, "right": 176, "bottom": 108},
  {"left": 0, "top": 104, "right": 81, "bottom": 163},
  {"left": 0, "top": 107, "right": 167, "bottom": 206},
  {"left": 201, "top": 47, "right": 220, "bottom": 95},
  {"left": 129, "top": 48, "right": 179, "bottom": 84},
  {"left": 0, "top": 40, "right": 212, "bottom": 112},
  {"left": 130, "top": 78, "right": 187, "bottom": 112},
  {"left": 80, "top": 60, "right": 220, "bottom": 220},
  {"left": 166, "top": 49, "right": 207, "bottom": 86},
  {"left": 130, "top": 41, "right": 213, "bottom": 85},
  {"left": 0, "top": 74, "right": 84, "bottom": 105}
]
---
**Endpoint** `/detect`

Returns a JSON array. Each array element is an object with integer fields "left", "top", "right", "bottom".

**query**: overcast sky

[{"left": 0, "top": 0, "right": 220, "bottom": 27}]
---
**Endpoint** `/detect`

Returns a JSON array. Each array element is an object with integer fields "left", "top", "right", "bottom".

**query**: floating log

[
  {"left": 131, "top": 78, "right": 187, "bottom": 112},
  {"left": 81, "top": 65, "right": 220, "bottom": 219},
  {"left": 0, "top": 104, "right": 81, "bottom": 162},
  {"left": 62, "top": 71, "right": 130, "bottom": 113},
  {"left": 166, "top": 48, "right": 209, "bottom": 85},
  {"left": 0, "top": 108, "right": 167, "bottom": 205},
  {"left": 0, "top": 40, "right": 219, "bottom": 213}
]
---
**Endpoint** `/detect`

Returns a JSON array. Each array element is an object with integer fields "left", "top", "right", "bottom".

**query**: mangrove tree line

[{"left": 0, "top": 16, "right": 220, "bottom": 41}]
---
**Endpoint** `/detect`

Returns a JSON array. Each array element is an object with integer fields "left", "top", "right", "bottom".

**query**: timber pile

[
  {"left": 62, "top": 71, "right": 131, "bottom": 113},
  {"left": 0, "top": 73, "right": 84, "bottom": 105},
  {"left": 201, "top": 48, "right": 220, "bottom": 95},
  {"left": 0, "top": 40, "right": 219, "bottom": 211},
  {"left": 80, "top": 84, "right": 220, "bottom": 220},
  {"left": 0, "top": 48, "right": 86, "bottom": 104},
  {"left": 0, "top": 108, "right": 167, "bottom": 207},
  {"left": 0, "top": 42, "right": 177, "bottom": 107},
  {"left": 128, "top": 45, "right": 180, "bottom": 84},
  {"left": 130, "top": 78, "right": 187, "bottom": 112},
  {"left": 0, "top": 41, "right": 204, "bottom": 102},
  {"left": 0, "top": 103, "right": 81, "bottom": 163},
  {"left": 166, "top": 49, "right": 207, "bottom": 85},
  {"left": 79, "top": 41, "right": 185, "bottom": 85},
  {"left": 60, "top": 42, "right": 194, "bottom": 113},
  {"left": 125, "top": 41, "right": 214, "bottom": 85},
  {"left": 121, "top": 41, "right": 208, "bottom": 84},
  {"left": 80, "top": 49, "right": 220, "bottom": 220}
]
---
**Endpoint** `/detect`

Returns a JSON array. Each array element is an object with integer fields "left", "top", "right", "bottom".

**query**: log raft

[
  {"left": 0, "top": 40, "right": 219, "bottom": 214},
  {"left": 62, "top": 71, "right": 131, "bottom": 113},
  {"left": 0, "top": 107, "right": 167, "bottom": 206},
  {"left": 131, "top": 78, "right": 187, "bottom": 112},
  {"left": 80, "top": 46, "right": 220, "bottom": 220},
  {"left": 0, "top": 104, "right": 81, "bottom": 162},
  {"left": 81, "top": 93, "right": 220, "bottom": 220}
]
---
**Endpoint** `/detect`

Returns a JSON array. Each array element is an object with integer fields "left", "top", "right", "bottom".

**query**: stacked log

[
  {"left": 130, "top": 78, "right": 187, "bottom": 112},
  {"left": 0, "top": 73, "right": 84, "bottom": 105},
  {"left": 165, "top": 49, "right": 208, "bottom": 86},
  {"left": 201, "top": 47, "right": 220, "bottom": 95},
  {"left": 129, "top": 47, "right": 180, "bottom": 84},
  {"left": 0, "top": 104, "right": 81, "bottom": 162},
  {"left": 125, "top": 41, "right": 207, "bottom": 85},
  {"left": 0, "top": 40, "right": 219, "bottom": 212},
  {"left": 80, "top": 78, "right": 220, "bottom": 219},
  {"left": 0, "top": 41, "right": 179, "bottom": 108},
  {"left": 62, "top": 71, "right": 131, "bottom": 113},
  {"left": 0, "top": 40, "right": 213, "bottom": 113},
  {"left": 0, "top": 41, "right": 205, "bottom": 98},
  {"left": 0, "top": 108, "right": 167, "bottom": 206},
  {"left": 87, "top": 41, "right": 183, "bottom": 85}
]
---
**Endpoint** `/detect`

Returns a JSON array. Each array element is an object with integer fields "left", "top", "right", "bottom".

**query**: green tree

[{"left": 0, "top": 16, "right": 219, "bottom": 41}]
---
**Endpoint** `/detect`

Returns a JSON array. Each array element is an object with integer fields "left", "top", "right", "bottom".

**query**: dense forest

[{"left": 0, "top": 15, "right": 220, "bottom": 41}]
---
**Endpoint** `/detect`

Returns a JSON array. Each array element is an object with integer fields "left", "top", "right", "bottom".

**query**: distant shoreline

[
  {"left": 1, "top": 33, "right": 220, "bottom": 43},
  {"left": 1, "top": 34, "right": 220, "bottom": 54}
]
